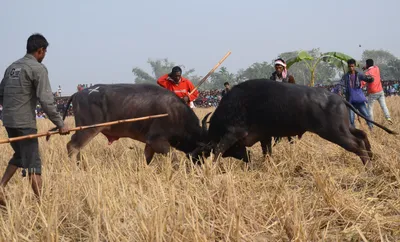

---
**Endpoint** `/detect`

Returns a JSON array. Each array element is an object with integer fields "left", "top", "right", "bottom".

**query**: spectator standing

[
  {"left": 221, "top": 82, "right": 230, "bottom": 98},
  {"left": 270, "top": 58, "right": 296, "bottom": 144},
  {"left": 0, "top": 33, "right": 70, "bottom": 206},
  {"left": 362, "top": 59, "right": 393, "bottom": 124},
  {"left": 269, "top": 58, "right": 295, "bottom": 83},
  {"left": 340, "top": 59, "right": 374, "bottom": 130},
  {"left": 157, "top": 66, "right": 199, "bottom": 106}
]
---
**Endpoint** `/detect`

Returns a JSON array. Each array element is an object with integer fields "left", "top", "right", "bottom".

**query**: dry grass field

[{"left": 0, "top": 97, "right": 400, "bottom": 241}]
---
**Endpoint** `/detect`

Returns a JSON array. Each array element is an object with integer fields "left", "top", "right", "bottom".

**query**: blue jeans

[{"left": 349, "top": 102, "right": 373, "bottom": 129}]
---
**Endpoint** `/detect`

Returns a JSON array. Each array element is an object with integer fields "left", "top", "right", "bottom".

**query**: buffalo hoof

[{"left": 0, "top": 189, "right": 6, "bottom": 209}]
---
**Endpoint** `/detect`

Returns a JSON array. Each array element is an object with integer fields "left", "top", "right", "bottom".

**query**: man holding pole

[
  {"left": 0, "top": 33, "right": 69, "bottom": 206},
  {"left": 157, "top": 52, "right": 232, "bottom": 107},
  {"left": 157, "top": 66, "right": 199, "bottom": 106}
]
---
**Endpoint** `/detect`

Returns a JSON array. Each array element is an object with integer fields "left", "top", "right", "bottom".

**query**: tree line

[{"left": 132, "top": 49, "right": 400, "bottom": 90}]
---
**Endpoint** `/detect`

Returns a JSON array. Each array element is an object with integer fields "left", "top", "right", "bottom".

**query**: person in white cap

[
  {"left": 269, "top": 58, "right": 295, "bottom": 144},
  {"left": 269, "top": 58, "right": 295, "bottom": 83}
]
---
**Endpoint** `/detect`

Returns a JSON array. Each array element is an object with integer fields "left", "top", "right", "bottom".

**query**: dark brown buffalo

[
  {"left": 55, "top": 83, "right": 207, "bottom": 164},
  {"left": 193, "top": 79, "right": 398, "bottom": 167}
]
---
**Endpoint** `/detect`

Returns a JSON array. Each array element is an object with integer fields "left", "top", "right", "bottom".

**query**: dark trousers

[{"left": 5, "top": 127, "right": 42, "bottom": 175}]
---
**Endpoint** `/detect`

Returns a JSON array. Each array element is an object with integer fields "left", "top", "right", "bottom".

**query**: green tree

[
  {"left": 360, "top": 49, "right": 400, "bottom": 80},
  {"left": 387, "top": 59, "right": 400, "bottom": 78},
  {"left": 201, "top": 67, "right": 236, "bottom": 90},
  {"left": 237, "top": 62, "right": 275, "bottom": 82},
  {"left": 284, "top": 49, "right": 351, "bottom": 86},
  {"left": 361, "top": 50, "right": 397, "bottom": 66}
]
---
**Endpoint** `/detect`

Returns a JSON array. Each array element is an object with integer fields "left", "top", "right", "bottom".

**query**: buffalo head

[{"left": 189, "top": 112, "right": 214, "bottom": 163}]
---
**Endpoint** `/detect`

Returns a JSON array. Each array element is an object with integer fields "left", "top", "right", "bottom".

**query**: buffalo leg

[
  {"left": 146, "top": 136, "right": 173, "bottom": 164},
  {"left": 260, "top": 137, "right": 272, "bottom": 157},
  {"left": 145, "top": 141, "right": 179, "bottom": 165},
  {"left": 145, "top": 119, "right": 179, "bottom": 164},
  {"left": 67, "top": 128, "right": 102, "bottom": 165},
  {"left": 171, "top": 152, "right": 180, "bottom": 163},
  {"left": 317, "top": 130, "right": 370, "bottom": 166},
  {"left": 273, "top": 137, "right": 282, "bottom": 146},
  {"left": 274, "top": 136, "right": 294, "bottom": 146},
  {"left": 214, "top": 133, "right": 241, "bottom": 162},
  {"left": 349, "top": 128, "right": 373, "bottom": 159},
  {"left": 223, "top": 143, "right": 250, "bottom": 162},
  {"left": 144, "top": 144, "right": 155, "bottom": 164},
  {"left": 215, "top": 128, "right": 255, "bottom": 162},
  {"left": 186, "top": 153, "right": 203, "bottom": 165}
]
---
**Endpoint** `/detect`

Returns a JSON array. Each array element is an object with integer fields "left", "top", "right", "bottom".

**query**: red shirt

[
  {"left": 361, "top": 66, "right": 383, "bottom": 94},
  {"left": 157, "top": 74, "right": 199, "bottom": 103}
]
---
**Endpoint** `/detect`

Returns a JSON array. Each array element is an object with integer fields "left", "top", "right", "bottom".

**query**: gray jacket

[{"left": 0, "top": 54, "right": 64, "bottom": 129}]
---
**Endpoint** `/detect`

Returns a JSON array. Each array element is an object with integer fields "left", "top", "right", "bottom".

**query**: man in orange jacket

[
  {"left": 157, "top": 66, "right": 199, "bottom": 106},
  {"left": 362, "top": 59, "right": 393, "bottom": 124}
]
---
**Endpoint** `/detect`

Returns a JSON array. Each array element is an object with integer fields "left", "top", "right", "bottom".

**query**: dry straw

[{"left": 0, "top": 97, "right": 399, "bottom": 241}]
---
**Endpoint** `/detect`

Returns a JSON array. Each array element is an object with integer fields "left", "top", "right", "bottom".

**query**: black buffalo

[
  {"left": 193, "top": 79, "right": 398, "bottom": 166},
  {"left": 56, "top": 83, "right": 208, "bottom": 164}
]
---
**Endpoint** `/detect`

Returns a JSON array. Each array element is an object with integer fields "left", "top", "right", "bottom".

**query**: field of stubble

[{"left": 0, "top": 97, "right": 400, "bottom": 242}]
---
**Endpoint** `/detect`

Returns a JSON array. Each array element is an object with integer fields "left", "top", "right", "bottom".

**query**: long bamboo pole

[
  {"left": 189, "top": 51, "right": 231, "bottom": 96},
  {"left": 0, "top": 113, "right": 168, "bottom": 144}
]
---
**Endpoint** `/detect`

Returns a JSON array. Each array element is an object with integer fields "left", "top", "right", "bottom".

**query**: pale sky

[{"left": 1, "top": 0, "right": 399, "bottom": 95}]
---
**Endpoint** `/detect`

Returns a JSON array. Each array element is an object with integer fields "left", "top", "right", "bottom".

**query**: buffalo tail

[
  {"left": 46, "top": 94, "right": 76, "bottom": 141},
  {"left": 62, "top": 94, "right": 75, "bottom": 121},
  {"left": 343, "top": 99, "right": 398, "bottom": 135}
]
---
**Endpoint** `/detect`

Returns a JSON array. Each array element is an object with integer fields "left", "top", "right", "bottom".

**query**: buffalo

[
  {"left": 192, "top": 79, "right": 398, "bottom": 167},
  {"left": 56, "top": 83, "right": 208, "bottom": 164}
]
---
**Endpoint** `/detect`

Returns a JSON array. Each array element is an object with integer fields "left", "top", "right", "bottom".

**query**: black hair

[
  {"left": 347, "top": 58, "right": 356, "bottom": 65},
  {"left": 171, "top": 66, "right": 182, "bottom": 74},
  {"left": 224, "top": 82, "right": 229, "bottom": 86},
  {"left": 26, "top": 33, "right": 49, "bottom": 54},
  {"left": 366, "top": 59, "right": 374, "bottom": 67}
]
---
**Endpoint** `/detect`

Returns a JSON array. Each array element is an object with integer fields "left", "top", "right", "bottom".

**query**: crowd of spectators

[
  {"left": 193, "top": 89, "right": 222, "bottom": 108},
  {"left": 32, "top": 97, "right": 72, "bottom": 119},
  {"left": 316, "top": 80, "right": 400, "bottom": 96},
  {"left": 192, "top": 80, "right": 400, "bottom": 108}
]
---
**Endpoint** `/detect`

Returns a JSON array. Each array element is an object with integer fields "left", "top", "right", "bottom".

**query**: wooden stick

[
  {"left": 189, "top": 51, "right": 232, "bottom": 96},
  {"left": 0, "top": 113, "right": 169, "bottom": 144}
]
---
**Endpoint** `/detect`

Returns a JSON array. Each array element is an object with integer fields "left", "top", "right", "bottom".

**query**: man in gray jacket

[{"left": 0, "top": 33, "right": 69, "bottom": 206}]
